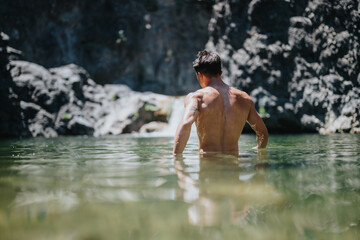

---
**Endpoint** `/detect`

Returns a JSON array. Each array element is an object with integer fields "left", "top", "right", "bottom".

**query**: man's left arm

[{"left": 173, "top": 93, "right": 200, "bottom": 155}]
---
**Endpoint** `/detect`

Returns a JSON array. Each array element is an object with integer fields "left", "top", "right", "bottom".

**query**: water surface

[{"left": 0, "top": 134, "right": 359, "bottom": 239}]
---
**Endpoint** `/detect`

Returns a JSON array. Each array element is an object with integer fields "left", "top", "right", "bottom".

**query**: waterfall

[
  {"left": 160, "top": 97, "right": 185, "bottom": 136},
  {"left": 141, "top": 96, "right": 197, "bottom": 137}
]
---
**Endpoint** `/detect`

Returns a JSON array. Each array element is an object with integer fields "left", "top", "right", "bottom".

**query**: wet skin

[{"left": 173, "top": 72, "right": 268, "bottom": 155}]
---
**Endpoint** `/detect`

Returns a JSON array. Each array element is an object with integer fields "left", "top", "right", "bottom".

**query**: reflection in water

[
  {"left": 174, "top": 150, "right": 284, "bottom": 227},
  {"left": 0, "top": 135, "right": 360, "bottom": 239}
]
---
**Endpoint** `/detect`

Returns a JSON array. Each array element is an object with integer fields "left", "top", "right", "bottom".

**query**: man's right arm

[
  {"left": 246, "top": 100, "right": 269, "bottom": 149},
  {"left": 173, "top": 93, "right": 200, "bottom": 155}
]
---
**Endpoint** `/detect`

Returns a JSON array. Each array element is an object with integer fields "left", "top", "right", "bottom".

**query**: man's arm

[
  {"left": 173, "top": 93, "right": 200, "bottom": 155},
  {"left": 247, "top": 100, "right": 269, "bottom": 149}
]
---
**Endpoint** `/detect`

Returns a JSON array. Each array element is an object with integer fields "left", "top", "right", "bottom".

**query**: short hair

[{"left": 192, "top": 50, "right": 222, "bottom": 76}]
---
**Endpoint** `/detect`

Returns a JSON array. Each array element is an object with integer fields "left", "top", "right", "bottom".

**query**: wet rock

[{"left": 139, "top": 121, "right": 168, "bottom": 133}]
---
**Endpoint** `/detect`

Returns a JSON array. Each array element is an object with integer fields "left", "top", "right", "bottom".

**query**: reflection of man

[
  {"left": 173, "top": 50, "right": 268, "bottom": 155},
  {"left": 173, "top": 151, "right": 274, "bottom": 227}
]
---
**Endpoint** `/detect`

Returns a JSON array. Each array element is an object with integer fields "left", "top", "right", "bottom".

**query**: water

[{"left": 0, "top": 134, "right": 359, "bottom": 239}]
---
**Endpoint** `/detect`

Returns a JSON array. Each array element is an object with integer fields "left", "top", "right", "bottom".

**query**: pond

[{"left": 0, "top": 134, "right": 359, "bottom": 239}]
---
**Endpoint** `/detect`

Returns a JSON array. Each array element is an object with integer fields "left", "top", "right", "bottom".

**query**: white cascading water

[
  {"left": 144, "top": 97, "right": 197, "bottom": 137},
  {"left": 160, "top": 97, "right": 185, "bottom": 136}
]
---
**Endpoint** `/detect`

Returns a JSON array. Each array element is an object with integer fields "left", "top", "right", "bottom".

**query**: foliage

[
  {"left": 116, "top": 30, "right": 127, "bottom": 45},
  {"left": 63, "top": 113, "right": 72, "bottom": 120},
  {"left": 144, "top": 103, "right": 159, "bottom": 112}
]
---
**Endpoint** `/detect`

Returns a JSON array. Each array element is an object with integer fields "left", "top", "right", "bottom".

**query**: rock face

[
  {"left": 0, "top": 32, "right": 29, "bottom": 137},
  {"left": 0, "top": 0, "right": 213, "bottom": 95},
  {"left": 206, "top": 0, "right": 360, "bottom": 133}
]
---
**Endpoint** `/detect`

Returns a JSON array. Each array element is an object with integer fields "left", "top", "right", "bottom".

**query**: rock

[
  {"left": 10, "top": 61, "right": 70, "bottom": 113},
  {"left": 0, "top": 0, "right": 214, "bottom": 95},
  {"left": 50, "top": 64, "right": 89, "bottom": 99},
  {"left": 300, "top": 114, "right": 323, "bottom": 131},
  {"left": 1, "top": 34, "right": 174, "bottom": 138},
  {"left": 94, "top": 89, "right": 173, "bottom": 135},
  {"left": 206, "top": 0, "right": 360, "bottom": 134},
  {"left": 8, "top": 59, "right": 174, "bottom": 138},
  {"left": 290, "top": 17, "right": 312, "bottom": 29},
  {"left": 0, "top": 32, "right": 9, "bottom": 42},
  {"left": 139, "top": 121, "right": 168, "bottom": 133},
  {"left": 67, "top": 116, "right": 94, "bottom": 135},
  {"left": 20, "top": 101, "right": 57, "bottom": 138},
  {"left": 321, "top": 115, "right": 353, "bottom": 134},
  {"left": 0, "top": 32, "right": 30, "bottom": 138}
]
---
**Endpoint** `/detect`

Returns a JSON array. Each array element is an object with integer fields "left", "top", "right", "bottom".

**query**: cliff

[
  {"left": 1, "top": 0, "right": 359, "bottom": 137},
  {"left": 206, "top": 0, "right": 360, "bottom": 133},
  {"left": 0, "top": 0, "right": 213, "bottom": 94}
]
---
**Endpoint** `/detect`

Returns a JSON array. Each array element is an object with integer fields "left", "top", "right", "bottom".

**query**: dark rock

[
  {"left": 67, "top": 116, "right": 94, "bottom": 135},
  {"left": 0, "top": 0, "right": 214, "bottom": 95},
  {"left": 0, "top": 32, "right": 29, "bottom": 138},
  {"left": 50, "top": 64, "right": 89, "bottom": 100},
  {"left": 207, "top": 0, "right": 360, "bottom": 133},
  {"left": 10, "top": 61, "right": 69, "bottom": 113},
  {"left": 20, "top": 101, "right": 57, "bottom": 137}
]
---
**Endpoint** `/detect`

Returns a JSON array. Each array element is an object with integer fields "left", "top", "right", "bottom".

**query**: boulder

[
  {"left": 139, "top": 121, "right": 168, "bottom": 133},
  {"left": 2, "top": 36, "right": 174, "bottom": 138}
]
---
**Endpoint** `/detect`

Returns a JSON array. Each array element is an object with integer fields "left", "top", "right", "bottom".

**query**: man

[{"left": 173, "top": 50, "right": 268, "bottom": 155}]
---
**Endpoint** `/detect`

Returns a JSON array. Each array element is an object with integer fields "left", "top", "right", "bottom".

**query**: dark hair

[{"left": 192, "top": 50, "right": 222, "bottom": 76}]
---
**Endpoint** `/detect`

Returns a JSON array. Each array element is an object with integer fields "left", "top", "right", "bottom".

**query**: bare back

[
  {"left": 195, "top": 85, "right": 252, "bottom": 153},
  {"left": 173, "top": 81, "right": 268, "bottom": 155}
]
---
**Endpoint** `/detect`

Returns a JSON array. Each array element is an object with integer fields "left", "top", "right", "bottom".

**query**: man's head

[{"left": 193, "top": 50, "right": 222, "bottom": 78}]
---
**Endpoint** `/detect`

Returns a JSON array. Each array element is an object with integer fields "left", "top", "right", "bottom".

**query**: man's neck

[
  {"left": 199, "top": 73, "right": 225, "bottom": 88},
  {"left": 207, "top": 78, "right": 226, "bottom": 88}
]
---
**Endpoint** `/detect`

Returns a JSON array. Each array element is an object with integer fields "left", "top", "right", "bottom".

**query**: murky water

[{"left": 0, "top": 134, "right": 359, "bottom": 239}]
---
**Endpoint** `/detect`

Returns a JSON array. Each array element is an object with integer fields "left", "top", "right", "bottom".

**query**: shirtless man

[{"left": 173, "top": 50, "right": 268, "bottom": 155}]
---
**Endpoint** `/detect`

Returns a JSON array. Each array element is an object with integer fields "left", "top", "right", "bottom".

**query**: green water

[{"left": 0, "top": 134, "right": 359, "bottom": 239}]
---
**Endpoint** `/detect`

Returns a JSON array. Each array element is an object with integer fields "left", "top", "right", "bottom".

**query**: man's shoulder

[
  {"left": 186, "top": 90, "right": 204, "bottom": 99},
  {"left": 184, "top": 90, "right": 204, "bottom": 105},
  {"left": 187, "top": 88, "right": 210, "bottom": 99},
  {"left": 230, "top": 87, "right": 252, "bottom": 101}
]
